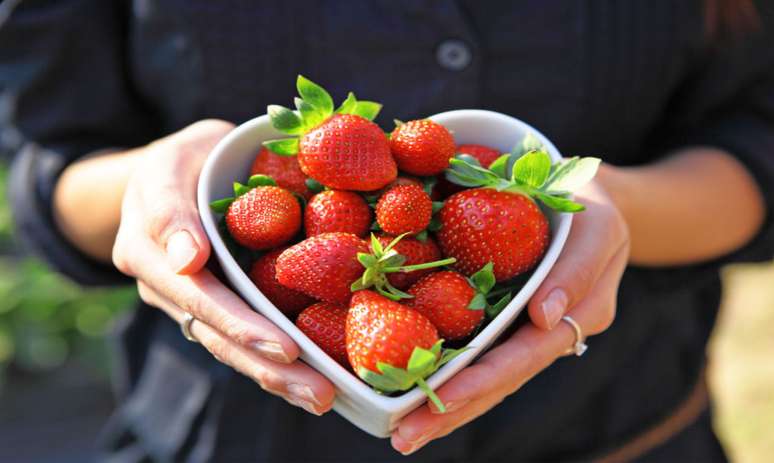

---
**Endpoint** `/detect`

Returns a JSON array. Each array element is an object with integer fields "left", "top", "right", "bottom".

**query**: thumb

[{"left": 165, "top": 226, "right": 211, "bottom": 275}]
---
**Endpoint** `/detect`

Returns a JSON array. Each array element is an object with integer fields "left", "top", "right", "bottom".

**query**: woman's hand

[
  {"left": 391, "top": 178, "right": 630, "bottom": 455},
  {"left": 112, "top": 120, "right": 336, "bottom": 415}
]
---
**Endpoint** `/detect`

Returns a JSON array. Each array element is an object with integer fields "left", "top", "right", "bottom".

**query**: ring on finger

[
  {"left": 561, "top": 315, "right": 587, "bottom": 357},
  {"left": 181, "top": 312, "right": 199, "bottom": 343}
]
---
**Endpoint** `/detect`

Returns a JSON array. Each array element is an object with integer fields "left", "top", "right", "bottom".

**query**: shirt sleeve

[
  {"left": 647, "top": 12, "right": 774, "bottom": 275},
  {"left": 0, "top": 0, "right": 160, "bottom": 286}
]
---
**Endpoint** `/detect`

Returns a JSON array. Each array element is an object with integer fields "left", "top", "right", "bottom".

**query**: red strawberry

[
  {"left": 439, "top": 188, "right": 549, "bottom": 280},
  {"left": 346, "top": 290, "right": 464, "bottom": 411},
  {"left": 407, "top": 271, "right": 484, "bottom": 340},
  {"left": 376, "top": 234, "right": 442, "bottom": 289},
  {"left": 250, "top": 147, "right": 311, "bottom": 198},
  {"left": 249, "top": 249, "right": 315, "bottom": 317},
  {"left": 222, "top": 184, "right": 301, "bottom": 251},
  {"left": 390, "top": 119, "right": 455, "bottom": 176},
  {"left": 456, "top": 144, "right": 502, "bottom": 168},
  {"left": 441, "top": 147, "right": 600, "bottom": 281},
  {"left": 296, "top": 302, "right": 349, "bottom": 367},
  {"left": 365, "top": 175, "right": 423, "bottom": 199},
  {"left": 305, "top": 190, "right": 371, "bottom": 238},
  {"left": 275, "top": 232, "right": 369, "bottom": 304},
  {"left": 265, "top": 76, "right": 396, "bottom": 191},
  {"left": 375, "top": 184, "right": 432, "bottom": 235},
  {"left": 347, "top": 290, "right": 438, "bottom": 373}
]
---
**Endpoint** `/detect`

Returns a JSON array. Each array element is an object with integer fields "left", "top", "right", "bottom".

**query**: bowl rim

[{"left": 197, "top": 109, "right": 573, "bottom": 415}]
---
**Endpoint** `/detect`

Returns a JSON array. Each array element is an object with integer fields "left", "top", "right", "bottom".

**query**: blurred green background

[{"left": 0, "top": 161, "right": 771, "bottom": 461}]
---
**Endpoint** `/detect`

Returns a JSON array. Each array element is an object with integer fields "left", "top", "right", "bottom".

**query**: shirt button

[{"left": 436, "top": 39, "right": 472, "bottom": 71}]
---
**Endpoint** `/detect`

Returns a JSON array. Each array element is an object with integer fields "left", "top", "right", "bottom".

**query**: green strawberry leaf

[
  {"left": 486, "top": 292, "right": 512, "bottom": 318},
  {"left": 422, "top": 176, "right": 437, "bottom": 196},
  {"left": 438, "top": 346, "right": 468, "bottom": 367},
  {"left": 456, "top": 153, "right": 481, "bottom": 167},
  {"left": 336, "top": 91, "right": 358, "bottom": 114},
  {"left": 431, "top": 201, "right": 444, "bottom": 214},
  {"left": 430, "top": 339, "right": 443, "bottom": 357},
  {"left": 393, "top": 119, "right": 405, "bottom": 128},
  {"left": 381, "top": 253, "right": 407, "bottom": 268},
  {"left": 294, "top": 97, "right": 326, "bottom": 129},
  {"left": 470, "top": 262, "right": 496, "bottom": 294},
  {"left": 305, "top": 177, "right": 324, "bottom": 193},
  {"left": 427, "top": 217, "right": 442, "bottom": 232},
  {"left": 247, "top": 174, "right": 277, "bottom": 188},
  {"left": 512, "top": 149, "right": 552, "bottom": 189},
  {"left": 378, "top": 362, "right": 414, "bottom": 388},
  {"left": 489, "top": 154, "right": 510, "bottom": 179},
  {"left": 445, "top": 169, "right": 487, "bottom": 188},
  {"left": 415, "top": 230, "right": 429, "bottom": 242},
  {"left": 262, "top": 138, "right": 299, "bottom": 156},
  {"left": 209, "top": 197, "right": 234, "bottom": 214},
  {"left": 370, "top": 233, "right": 385, "bottom": 256},
  {"left": 267, "top": 105, "right": 304, "bottom": 135},
  {"left": 406, "top": 347, "right": 438, "bottom": 376},
  {"left": 296, "top": 75, "right": 334, "bottom": 115},
  {"left": 233, "top": 182, "right": 251, "bottom": 197},
  {"left": 467, "top": 293, "right": 487, "bottom": 310},
  {"left": 357, "top": 366, "right": 403, "bottom": 392},
  {"left": 535, "top": 192, "right": 586, "bottom": 212},
  {"left": 543, "top": 157, "right": 601, "bottom": 194},
  {"left": 357, "top": 252, "right": 377, "bottom": 268},
  {"left": 352, "top": 101, "right": 382, "bottom": 121}
]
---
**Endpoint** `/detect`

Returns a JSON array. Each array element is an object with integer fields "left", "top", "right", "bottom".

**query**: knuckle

[
  {"left": 144, "top": 200, "right": 181, "bottom": 243},
  {"left": 112, "top": 239, "right": 135, "bottom": 276},
  {"left": 591, "top": 299, "right": 617, "bottom": 334},
  {"left": 204, "top": 338, "right": 232, "bottom": 366}
]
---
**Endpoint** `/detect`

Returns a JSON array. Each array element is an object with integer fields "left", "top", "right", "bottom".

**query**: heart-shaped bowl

[{"left": 198, "top": 109, "right": 572, "bottom": 438}]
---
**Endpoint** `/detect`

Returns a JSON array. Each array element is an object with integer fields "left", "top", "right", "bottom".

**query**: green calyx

[
  {"left": 209, "top": 174, "right": 277, "bottom": 213},
  {"left": 445, "top": 133, "right": 601, "bottom": 213},
  {"left": 466, "top": 263, "right": 513, "bottom": 318},
  {"left": 263, "top": 75, "right": 384, "bottom": 156},
  {"left": 350, "top": 233, "right": 456, "bottom": 300},
  {"left": 357, "top": 340, "right": 467, "bottom": 412}
]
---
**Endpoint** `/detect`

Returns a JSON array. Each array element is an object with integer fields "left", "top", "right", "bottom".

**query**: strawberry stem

[
  {"left": 416, "top": 378, "right": 446, "bottom": 413},
  {"left": 383, "top": 257, "right": 456, "bottom": 273}
]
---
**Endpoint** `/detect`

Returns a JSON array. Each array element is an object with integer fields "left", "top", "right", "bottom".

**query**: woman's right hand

[{"left": 112, "top": 119, "right": 336, "bottom": 415}]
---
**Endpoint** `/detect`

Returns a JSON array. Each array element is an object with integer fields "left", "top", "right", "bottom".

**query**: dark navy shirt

[{"left": 2, "top": 1, "right": 774, "bottom": 461}]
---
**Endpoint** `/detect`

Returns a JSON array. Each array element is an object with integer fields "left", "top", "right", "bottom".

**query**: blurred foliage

[{"left": 0, "top": 164, "right": 135, "bottom": 388}]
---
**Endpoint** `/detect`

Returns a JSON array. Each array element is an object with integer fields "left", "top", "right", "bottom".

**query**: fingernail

[
  {"left": 252, "top": 341, "right": 290, "bottom": 363},
  {"left": 287, "top": 383, "right": 322, "bottom": 415},
  {"left": 166, "top": 230, "right": 198, "bottom": 273},
  {"left": 431, "top": 399, "right": 469, "bottom": 414},
  {"left": 541, "top": 288, "right": 568, "bottom": 329},
  {"left": 399, "top": 429, "right": 436, "bottom": 455}
]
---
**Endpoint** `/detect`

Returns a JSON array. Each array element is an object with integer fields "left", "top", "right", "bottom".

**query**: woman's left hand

[{"left": 391, "top": 177, "right": 630, "bottom": 455}]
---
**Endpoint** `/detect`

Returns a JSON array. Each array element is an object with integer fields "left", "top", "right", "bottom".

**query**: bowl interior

[{"left": 197, "top": 109, "right": 572, "bottom": 435}]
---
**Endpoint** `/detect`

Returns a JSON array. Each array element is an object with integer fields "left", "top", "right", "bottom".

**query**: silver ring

[
  {"left": 181, "top": 312, "right": 198, "bottom": 343},
  {"left": 561, "top": 315, "right": 587, "bottom": 356}
]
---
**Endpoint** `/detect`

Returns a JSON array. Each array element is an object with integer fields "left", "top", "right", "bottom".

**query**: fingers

[
  {"left": 140, "top": 119, "right": 235, "bottom": 275},
  {"left": 139, "top": 282, "right": 335, "bottom": 415},
  {"left": 528, "top": 184, "right": 630, "bottom": 330},
  {"left": 392, "top": 244, "right": 629, "bottom": 454}
]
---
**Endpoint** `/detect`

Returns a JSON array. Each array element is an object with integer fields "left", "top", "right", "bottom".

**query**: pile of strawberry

[{"left": 211, "top": 76, "right": 599, "bottom": 410}]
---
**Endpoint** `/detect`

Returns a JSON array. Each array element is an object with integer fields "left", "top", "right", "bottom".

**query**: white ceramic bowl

[{"left": 197, "top": 109, "right": 572, "bottom": 438}]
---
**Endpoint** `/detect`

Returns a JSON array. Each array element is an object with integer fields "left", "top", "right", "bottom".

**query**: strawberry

[
  {"left": 249, "top": 248, "right": 315, "bottom": 317},
  {"left": 406, "top": 264, "right": 502, "bottom": 340},
  {"left": 305, "top": 190, "right": 371, "bottom": 238},
  {"left": 296, "top": 302, "right": 349, "bottom": 367},
  {"left": 275, "top": 232, "right": 369, "bottom": 304},
  {"left": 375, "top": 184, "right": 432, "bottom": 236},
  {"left": 250, "top": 146, "right": 311, "bottom": 199},
  {"left": 439, "top": 188, "right": 550, "bottom": 280},
  {"left": 440, "top": 136, "right": 600, "bottom": 281},
  {"left": 346, "top": 290, "right": 464, "bottom": 411},
  {"left": 264, "top": 76, "right": 396, "bottom": 191},
  {"left": 390, "top": 119, "right": 455, "bottom": 176},
  {"left": 376, "top": 234, "right": 441, "bottom": 289},
  {"left": 364, "top": 175, "right": 424, "bottom": 200},
  {"left": 210, "top": 175, "right": 301, "bottom": 251},
  {"left": 456, "top": 144, "right": 502, "bottom": 168}
]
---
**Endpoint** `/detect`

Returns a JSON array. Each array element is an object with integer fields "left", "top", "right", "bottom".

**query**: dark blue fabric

[{"left": 3, "top": 0, "right": 774, "bottom": 461}]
